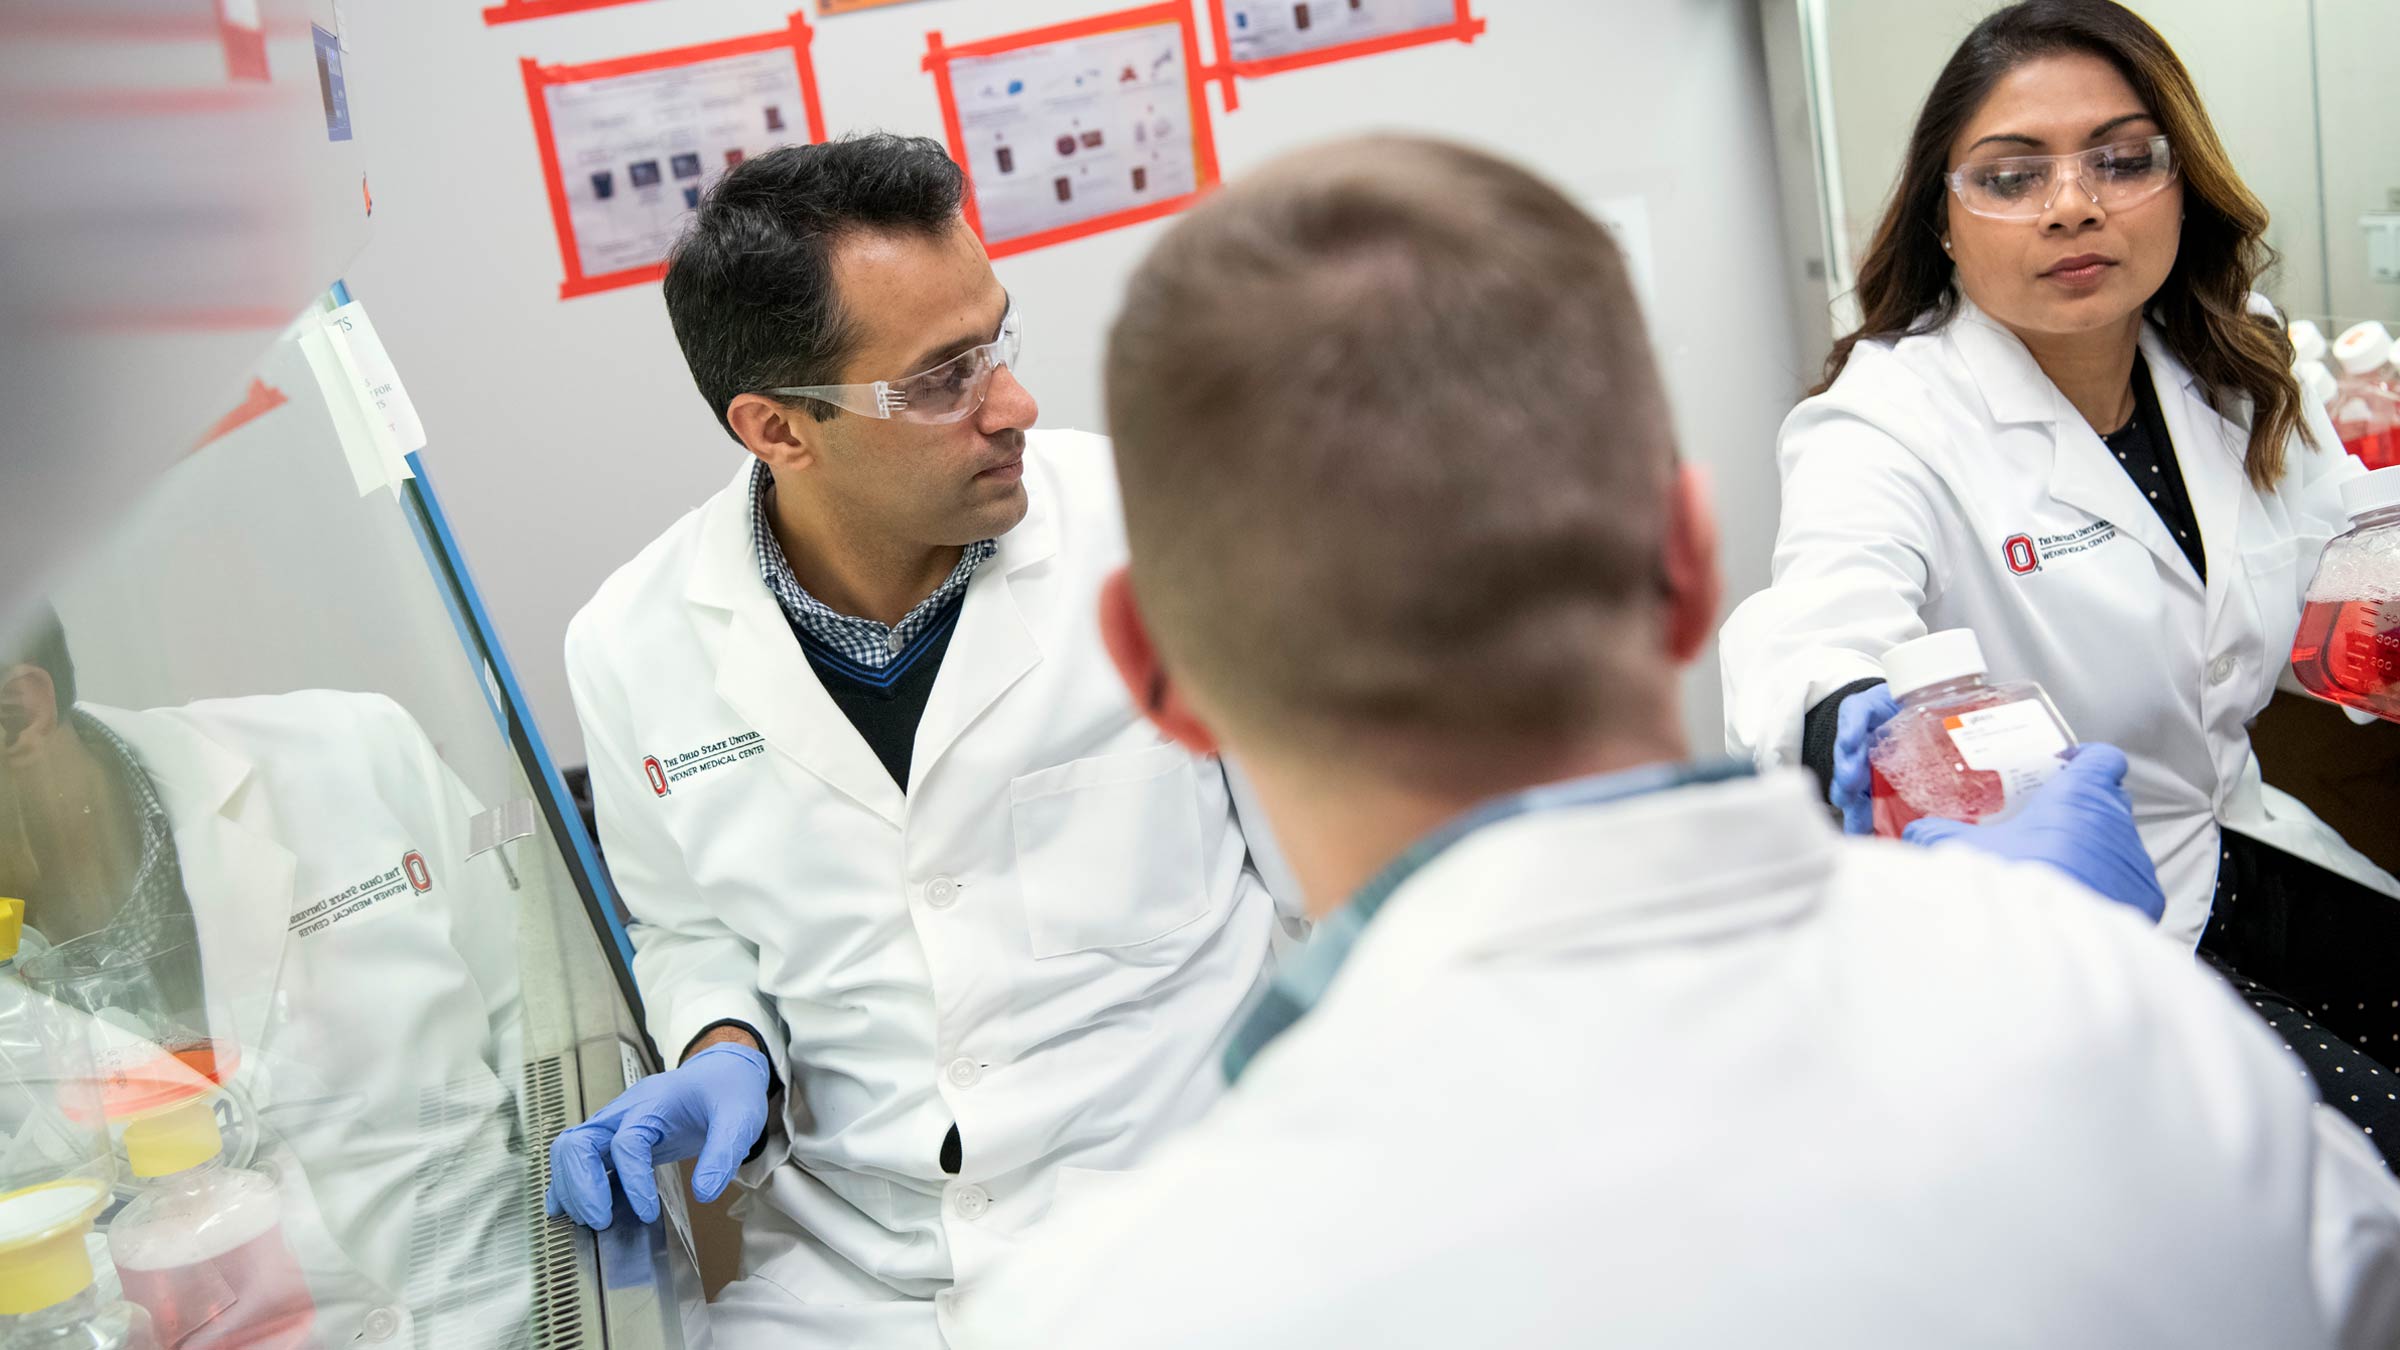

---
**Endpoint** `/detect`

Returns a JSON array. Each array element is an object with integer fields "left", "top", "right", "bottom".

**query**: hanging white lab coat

[
  {"left": 563, "top": 431, "right": 1283, "bottom": 1348},
  {"left": 1720, "top": 296, "right": 2399, "bottom": 946},
  {"left": 958, "top": 769, "right": 2400, "bottom": 1350},
  {"left": 83, "top": 694, "right": 528, "bottom": 1347}
]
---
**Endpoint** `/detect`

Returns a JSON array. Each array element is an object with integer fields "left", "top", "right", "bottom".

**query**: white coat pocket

[
  {"left": 2240, "top": 535, "right": 2313, "bottom": 657},
  {"left": 1010, "top": 745, "right": 1209, "bottom": 959}
]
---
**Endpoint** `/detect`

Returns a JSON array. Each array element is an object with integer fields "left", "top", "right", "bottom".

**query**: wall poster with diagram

[
  {"left": 924, "top": 2, "right": 1220, "bottom": 258},
  {"left": 521, "top": 12, "right": 827, "bottom": 298},
  {"left": 1206, "top": 0, "right": 1482, "bottom": 84}
]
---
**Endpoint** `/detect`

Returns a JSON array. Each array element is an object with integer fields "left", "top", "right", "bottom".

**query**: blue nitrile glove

[
  {"left": 544, "top": 1042, "right": 771, "bottom": 1229},
  {"left": 1831, "top": 683, "right": 1901, "bottom": 836},
  {"left": 1902, "top": 744, "right": 2167, "bottom": 924}
]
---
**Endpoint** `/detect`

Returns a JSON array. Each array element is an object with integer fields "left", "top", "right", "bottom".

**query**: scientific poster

[
  {"left": 928, "top": 4, "right": 1218, "bottom": 257},
  {"left": 1207, "top": 0, "right": 1480, "bottom": 79},
  {"left": 523, "top": 15, "right": 825, "bottom": 297}
]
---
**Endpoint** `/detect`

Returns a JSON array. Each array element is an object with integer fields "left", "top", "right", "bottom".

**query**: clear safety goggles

[
  {"left": 1945, "top": 135, "right": 2178, "bottom": 222},
  {"left": 768, "top": 302, "right": 1022, "bottom": 424}
]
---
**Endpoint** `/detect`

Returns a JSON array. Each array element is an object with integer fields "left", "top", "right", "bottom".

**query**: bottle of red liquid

[
  {"left": 1866, "top": 629, "right": 2078, "bottom": 840},
  {"left": 2330, "top": 322, "right": 2400, "bottom": 471},
  {"left": 104, "top": 1099, "right": 318, "bottom": 1350},
  {"left": 2290, "top": 465, "right": 2400, "bottom": 723}
]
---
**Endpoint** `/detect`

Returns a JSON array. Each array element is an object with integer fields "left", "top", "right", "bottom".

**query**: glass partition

[{"left": 0, "top": 299, "right": 702, "bottom": 1348}]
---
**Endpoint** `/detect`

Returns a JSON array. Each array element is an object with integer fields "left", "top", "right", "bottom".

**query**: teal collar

[{"left": 1223, "top": 758, "right": 1756, "bottom": 1084}]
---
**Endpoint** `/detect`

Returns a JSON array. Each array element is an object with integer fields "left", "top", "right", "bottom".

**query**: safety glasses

[
  {"left": 1945, "top": 135, "right": 2177, "bottom": 222},
  {"left": 767, "top": 302, "right": 1022, "bottom": 424}
]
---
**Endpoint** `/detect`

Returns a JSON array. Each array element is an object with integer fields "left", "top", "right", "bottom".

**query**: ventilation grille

[
  {"left": 393, "top": 1055, "right": 585, "bottom": 1350},
  {"left": 521, "top": 1054, "right": 587, "bottom": 1350}
]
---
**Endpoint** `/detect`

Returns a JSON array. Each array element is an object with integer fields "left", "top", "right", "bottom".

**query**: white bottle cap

[
  {"left": 2341, "top": 465, "right": 2400, "bottom": 521},
  {"left": 1882, "top": 628, "right": 1989, "bottom": 698},
  {"left": 2290, "top": 320, "right": 2329, "bottom": 367},
  {"left": 2296, "top": 361, "right": 2339, "bottom": 410},
  {"left": 2334, "top": 322, "right": 2395, "bottom": 377}
]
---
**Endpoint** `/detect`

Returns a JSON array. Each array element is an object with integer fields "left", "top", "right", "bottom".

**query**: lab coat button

[
  {"left": 948, "top": 1057, "right": 982, "bottom": 1088},
  {"left": 953, "top": 1184, "right": 991, "bottom": 1221},
  {"left": 927, "top": 876, "right": 959, "bottom": 909},
  {"left": 361, "top": 1308, "right": 401, "bottom": 1342},
  {"left": 2208, "top": 654, "right": 2236, "bottom": 686}
]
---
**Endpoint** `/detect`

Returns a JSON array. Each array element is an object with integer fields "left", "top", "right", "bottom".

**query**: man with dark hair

[
  {"left": 550, "top": 135, "right": 1288, "bottom": 1346},
  {"left": 960, "top": 134, "right": 2400, "bottom": 1349}
]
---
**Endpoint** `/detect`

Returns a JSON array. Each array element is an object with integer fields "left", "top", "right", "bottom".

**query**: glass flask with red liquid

[
  {"left": 2291, "top": 465, "right": 2400, "bottom": 724},
  {"left": 104, "top": 1099, "right": 317, "bottom": 1350},
  {"left": 1866, "top": 629, "right": 2078, "bottom": 839},
  {"left": 2330, "top": 322, "right": 2400, "bottom": 471}
]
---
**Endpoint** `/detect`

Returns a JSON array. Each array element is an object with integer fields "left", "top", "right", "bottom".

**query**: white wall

[
  {"left": 338, "top": 0, "right": 1804, "bottom": 768},
  {"left": 1820, "top": 0, "right": 2333, "bottom": 321},
  {"left": 2316, "top": 0, "right": 2400, "bottom": 330}
]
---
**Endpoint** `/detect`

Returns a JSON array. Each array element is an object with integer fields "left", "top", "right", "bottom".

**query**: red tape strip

[
  {"left": 192, "top": 378, "right": 289, "bottom": 453},
  {"left": 483, "top": 0, "right": 658, "bottom": 29}
]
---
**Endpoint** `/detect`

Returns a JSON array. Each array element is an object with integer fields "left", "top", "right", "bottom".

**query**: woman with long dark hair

[{"left": 1722, "top": 0, "right": 2400, "bottom": 1157}]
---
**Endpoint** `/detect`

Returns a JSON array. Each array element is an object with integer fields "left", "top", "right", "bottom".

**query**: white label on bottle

[{"left": 1944, "top": 700, "right": 2071, "bottom": 817}]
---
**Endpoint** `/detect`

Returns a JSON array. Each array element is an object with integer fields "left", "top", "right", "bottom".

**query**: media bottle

[
  {"left": 1866, "top": 629, "right": 2077, "bottom": 839},
  {"left": 103, "top": 1100, "right": 316, "bottom": 1350},
  {"left": 0, "top": 1179, "right": 154, "bottom": 1349},
  {"left": 2291, "top": 465, "right": 2400, "bottom": 723},
  {"left": 2330, "top": 322, "right": 2400, "bottom": 471}
]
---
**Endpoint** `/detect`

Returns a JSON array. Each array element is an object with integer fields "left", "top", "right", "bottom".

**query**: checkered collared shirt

[
  {"left": 70, "top": 709, "right": 194, "bottom": 954},
  {"left": 749, "top": 458, "right": 995, "bottom": 668}
]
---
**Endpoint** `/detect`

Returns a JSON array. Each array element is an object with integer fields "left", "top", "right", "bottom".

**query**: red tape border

[
  {"left": 923, "top": 1, "right": 1221, "bottom": 260},
  {"left": 484, "top": 0, "right": 658, "bottom": 29},
  {"left": 1203, "top": 0, "right": 1483, "bottom": 108},
  {"left": 521, "top": 11, "right": 828, "bottom": 300}
]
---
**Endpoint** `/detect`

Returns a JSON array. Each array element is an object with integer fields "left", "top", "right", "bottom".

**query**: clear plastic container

[
  {"left": 0, "top": 904, "right": 110, "bottom": 1198},
  {"left": 0, "top": 1179, "right": 155, "bottom": 1349},
  {"left": 2291, "top": 466, "right": 2400, "bottom": 723},
  {"left": 2330, "top": 322, "right": 2400, "bottom": 471},
  {"left": 103, "top": 1101, "right": 315, "bottom": 1350},
  {"left": 1867, "top": 629, "right": 2078, "bottom": 839},
  {"left": 2291, "top": 319, "right": 2331, "bottom": 371}
]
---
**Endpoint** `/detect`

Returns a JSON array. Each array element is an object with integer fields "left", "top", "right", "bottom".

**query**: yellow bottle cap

[
  {"left": 0, "top": 1178, "right": 108, "bottom": 1315},
  {"left": 122, "top": 1096, "right": 224, "bottom": 1179},
  {"left": 0, "top": 898, "right": 22, "bottom": 963}
]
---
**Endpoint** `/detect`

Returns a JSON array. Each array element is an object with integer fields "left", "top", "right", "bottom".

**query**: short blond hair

[{"left": 1106, "top": 135, "right": 1678, "bottom": 761}]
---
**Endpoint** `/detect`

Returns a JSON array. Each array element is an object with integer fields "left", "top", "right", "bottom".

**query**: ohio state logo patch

[
  {"left": 2002, "top": 533, "right": 2041, "bottom": 575},
  {"left": 643, "top": 732, "right": 766, "bottom": 798},
  {"left": 403, "top": 850, "right": 433, "bottom": 894}
]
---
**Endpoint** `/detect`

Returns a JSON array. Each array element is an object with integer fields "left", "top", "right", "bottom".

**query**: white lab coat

[
  {"left": 1721, "top": 296, "right": 2400, "bottom": 945},
  {"left": 960, "top": 769, "right": 2400, "bottom": 1350},
  {"left": 84, "top": 694, "right": 527, "bottom": 1347},
  {"left": 564, "top": 432, "right": 1283, "bottom": 1348}
]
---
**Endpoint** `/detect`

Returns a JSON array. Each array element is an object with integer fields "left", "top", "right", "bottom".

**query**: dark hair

[
  {"left": 1107, "top": 135, "right": 1677, "bottom": 759},
  {"left": 2, "top": 605, "right": 75, "bottom": 710},
  {"left": 663, "top": 134, "right": 965, "bottom": 438},
  {"left": 1823, "top": 0, "right": 2306, "bottom": 489}
]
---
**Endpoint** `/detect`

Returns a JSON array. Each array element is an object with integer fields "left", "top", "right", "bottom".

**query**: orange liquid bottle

[
  {"left": 2290, "top": 466, "right": 2400, "bottom": 723},
  {"left": 1867, "top": 629, "right": 2077, "bottom": 840}
]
